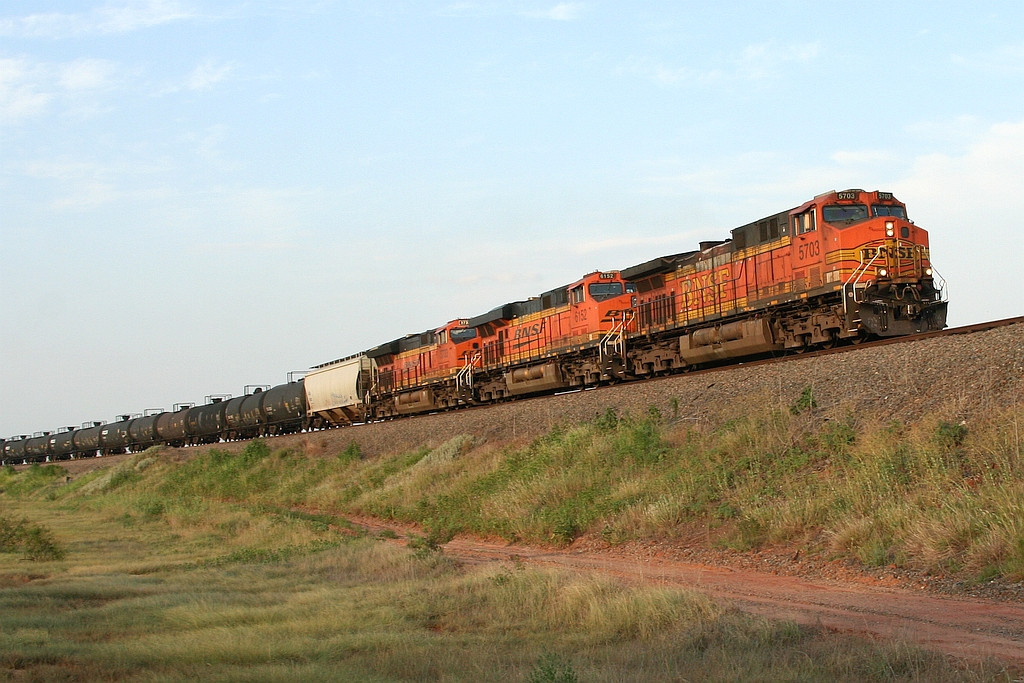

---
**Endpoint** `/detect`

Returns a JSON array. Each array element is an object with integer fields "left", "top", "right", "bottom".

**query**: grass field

[{"left": 1, "top": 393, "right": 1022, "bottom": 680}]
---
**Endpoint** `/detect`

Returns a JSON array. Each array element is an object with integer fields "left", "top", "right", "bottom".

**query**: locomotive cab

[
  {"left": 566, "top": 271, "right": 636, "bottom": 340},
  {"left": 436, "top": 319, "right": 483, "bottom": 373},
  {"left": 805, "top": 189, "right": 947, "bottom": 336}
]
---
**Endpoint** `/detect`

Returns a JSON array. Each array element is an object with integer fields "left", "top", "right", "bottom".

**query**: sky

[{"left": 2, "top": 0, "right": 1023, "bottom": 437}]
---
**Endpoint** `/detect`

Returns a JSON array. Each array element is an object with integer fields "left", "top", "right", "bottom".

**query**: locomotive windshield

[
  {"left": 822, "top": 204, "right": 869, "bottom": 223},
  {"left": 588, "top": 282, "right": 624, "bottom": 302},
  {"left": 872, "top": 205, "right": 908, "bottom": 219},
  {"left": 450, "top": 327, "right": 477, "bottom": 342}
]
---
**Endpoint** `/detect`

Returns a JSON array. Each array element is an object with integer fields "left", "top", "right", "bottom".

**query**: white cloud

[
  {"left": 951, "top": 43, "right": 1024, "bottom": 75},
  {"left": 0, "top": 57, "right": 52, "bottom": 123},
  {"left": 619, "top": 41, "right": 817, "bottom": 88},
  {"left": 616, "top": 56, "right": 704, "bottom": 86},
  {"left": 439, "top": 1, "right": 584, "bottom": 21},
  {"left": 52, "top": 181, "right": 118, "bottom": 210},
  {"left": 0, "top": 56, "right": 122, "bottom": 124},
  {"left": 157, "top": 59, "right": 236, "bottom": 95},
  {"left": 895, "top": 119, "right": 1024, "bottom": 325},
  {"left": 900, "top": 119, "right": 1024, "bottom": 207},
  {"left": 734, "top": 41, "right": 819, "bottom": 81},
  {"left": 0, "top": 1, "right": 195, "bottom": 38},
  {"left": 186, "top": 59, "right": 235, "bottom": 91},
  {"left": 523, "top": 3, "right": 585, "bottom": 21},
  {"left": 830, "top": 150, "right": 898, "bottom": 165},
  {"left": 58, "top": 59, "right": 119, "bottom": 91}
]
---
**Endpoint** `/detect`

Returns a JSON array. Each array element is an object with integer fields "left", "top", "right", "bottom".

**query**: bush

[
  {"left": 527, "top": 652, "right": 578, "bottom": 683},
  {"left": 0, "top": 513, "right": 65, "bottom": 561}
]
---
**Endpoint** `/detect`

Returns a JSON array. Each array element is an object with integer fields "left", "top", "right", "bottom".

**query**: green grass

[
  {"left": 1, "top": 396, "right": 1023, "bottom": 679},
  {"left": 0, "top": 498, "right": 1012, "bottom": 681},
  {"left": 6, "top": 393, "right": 1023, "bottom": 582}
]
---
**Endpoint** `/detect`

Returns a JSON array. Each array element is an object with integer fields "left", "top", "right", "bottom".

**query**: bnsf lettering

[
  {"left": 861, "top": 246, "right": 922, "bottom": 260},
  {"left": 601, "top": 309, "right": 625, "bottom": 323},
  {"left": 679, "top": 268, "right": 730, "bottom": 293},
  {"left": 514, "top": 320, "right": 546, "bottom": 340}
]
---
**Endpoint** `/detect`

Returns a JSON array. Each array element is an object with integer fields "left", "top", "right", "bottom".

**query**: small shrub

[
  {"left": 21, "top": 525, "right": 65, "bottom": 561},
  {"left": 527, "top": 652, "right": 578, "bottom": 683},
  {"left": 137, "top": 499, "right": 166, "bottom": 520},
  {"left": 338, "top": 442, "right": 361, "bottom": 463},
  {"left": 408, "top": 527, "right": 454, "bottom": 558},
  {"left": 594, "top": 408, "right": 620, "bottom": 432},
  {"left": 790, "top": 386, "right": 818, "bottom": 415},
  {"left": 721, "top": 517, "right": 765, "bottom": 551},
  {"left": 935, "top": 420, "right": 968, "bottom": 450},
  {"left": 0, "top": 514, "right": 65, "bottom": 561},
  {"left": 0, "top": 514, "right": 26, "bottom": 551},
  {"left": 104, "top": 469, "right": 140, "bottom": 492},
  {"left": 858, "top": 535, "right": 892, "bottom": 568},
  {"left": 714, "top": 502, "right": 738, "bottom": 520}
]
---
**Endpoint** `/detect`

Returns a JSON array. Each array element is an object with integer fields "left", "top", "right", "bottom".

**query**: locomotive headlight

[
  {"left": 878, "top": 267, "right": 888, "bottom": 277},
  {"left": 924, "top": 267, "right": 933, "bottom": 276},
  {"left": 885, "top": 221, "right": 895, "bottom": 237}
]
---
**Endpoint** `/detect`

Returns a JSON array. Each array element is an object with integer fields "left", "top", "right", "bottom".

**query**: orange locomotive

[
  {"left": 623, "top": 188, "right": 946, "bottom": 375},
  {"left": 364, "top": 188, "right": 946, "bottom": 419},
  {"left": 2, "top": 188, "right": 949, "bottom": 462},
  {"left": 369, "top": 270, "right": 638, "bottom": 417}
]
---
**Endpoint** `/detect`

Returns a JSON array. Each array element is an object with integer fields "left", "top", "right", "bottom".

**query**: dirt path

[{"left": 348, "top": 517, "right": 1024, "bottom": 667}]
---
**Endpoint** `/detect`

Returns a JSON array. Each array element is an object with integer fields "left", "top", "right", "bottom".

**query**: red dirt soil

[{"left": 348, "top": 515, "right": 1024, "bottom": 668}]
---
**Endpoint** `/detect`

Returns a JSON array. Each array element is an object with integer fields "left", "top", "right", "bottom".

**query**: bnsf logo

[
  {"left": 861, "top": 246, "right": 925, "bottom": 260},
  {"left": 514, "top": 320, "right": 546, "bottom": 340}
]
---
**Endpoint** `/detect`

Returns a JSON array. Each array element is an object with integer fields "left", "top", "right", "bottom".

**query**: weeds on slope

[
  {"left": 1, "top": 424, "right": 1021, "bottom": 680},
  {"left": 4, "top": 390, "right": 1023, "bottom": 583}
]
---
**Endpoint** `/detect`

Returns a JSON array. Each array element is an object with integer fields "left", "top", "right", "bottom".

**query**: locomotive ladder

[
  {"left": 842, "top": 249, "right": 883, "bottom": 331},
  {"left": 456, "top": 352, "right": 481, "bottom": 392},
  {"left": 599, "top": 311, "right": 634, "bottom": 377}
]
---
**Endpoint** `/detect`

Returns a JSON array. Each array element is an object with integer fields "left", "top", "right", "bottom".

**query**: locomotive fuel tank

[
  {"left": 393, "top": 388, "right": 438, "bottom": 415},
  {"left": 679, "top": 319, "right": 783, "bottom": 365},
  {"left": 504, "top": 362, "right": 569, "bottom": 396}
]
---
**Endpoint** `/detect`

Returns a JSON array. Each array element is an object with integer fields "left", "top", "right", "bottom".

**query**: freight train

[{"left": 2, "top": 189, "right": 948, "bottom": 465}]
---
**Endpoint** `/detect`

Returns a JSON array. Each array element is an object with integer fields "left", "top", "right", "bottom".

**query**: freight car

[{"left": 2, "top": 189, "right": 946, "bottom": 465}]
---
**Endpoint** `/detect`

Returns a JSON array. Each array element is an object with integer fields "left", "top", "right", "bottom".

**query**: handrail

[
  {"left": 599, "top": 310, "right": 634, "bottom": 365},
  {"left": 456, "top": 352, "right": 481, "bottom": 391}
]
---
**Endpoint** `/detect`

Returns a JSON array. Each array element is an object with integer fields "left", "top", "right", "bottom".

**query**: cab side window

[{"left": 794, "top": 210, "right": 816, "bottom": 235}]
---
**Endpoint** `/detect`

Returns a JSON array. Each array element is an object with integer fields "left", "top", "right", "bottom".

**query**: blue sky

[{"left": 2, "top": 0, "right": 1022, "bottom": 437}]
